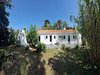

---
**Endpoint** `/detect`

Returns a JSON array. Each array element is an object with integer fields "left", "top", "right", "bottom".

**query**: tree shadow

[
  {"left": 48, "top": 49, "right": 93, "bottom": 75},
  {"left": 3, "top": 46, "right": 45, "bottom": 75}
]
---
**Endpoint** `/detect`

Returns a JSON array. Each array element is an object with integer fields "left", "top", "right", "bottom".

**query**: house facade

[{"left": 37, "top": 30, "right": 82, "bottom": 48}]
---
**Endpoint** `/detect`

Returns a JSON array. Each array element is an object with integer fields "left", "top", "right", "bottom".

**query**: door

[
  {"left": 38, "top": 36, "right": 40, "bottom": 42},
  {"left": 50, "top": 35, "right": 52, "bottom": 42},
  {"left": 68, "top": 35, "right": 70, "bottom": 43}
]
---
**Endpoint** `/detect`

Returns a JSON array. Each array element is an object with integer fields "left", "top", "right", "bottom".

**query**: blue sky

[{"left": 7, "top": 0, "right": 79, "bottom": 30}]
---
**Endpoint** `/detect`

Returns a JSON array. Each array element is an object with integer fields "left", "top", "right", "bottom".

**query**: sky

[{"left": 7, "top": 0, "right": 79, "bottom": 30}]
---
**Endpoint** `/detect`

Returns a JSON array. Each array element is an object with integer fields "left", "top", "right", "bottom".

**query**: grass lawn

[{"left": 0, "top": 46, "right": 93, "bottom": 75}]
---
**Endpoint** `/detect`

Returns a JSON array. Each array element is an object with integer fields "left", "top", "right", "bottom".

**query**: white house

[
  {"left": 37, "top": 29, "right": 82, "bottom": 48},
  {"left": 18, "top": 29, "right": 82, "bottom": 49}
]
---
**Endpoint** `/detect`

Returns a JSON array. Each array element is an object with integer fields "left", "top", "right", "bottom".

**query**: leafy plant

[
  {"left": 25, "top": 46, "right": 29, "bottom": 51},
  {"left": 36, "top": 43, "right": 46, "bottom": 53},
  {"left": 27, "top": 25, "right": 38, "bottom": 48},
  {"left": 61, "top": 44, "right": 66, "bottom": 50},
  {"left": 75, "top": 44, "right": 80, "bottom": 50},
  {"left": 15, "top": 41, "right": 20, "bottom": 47}
]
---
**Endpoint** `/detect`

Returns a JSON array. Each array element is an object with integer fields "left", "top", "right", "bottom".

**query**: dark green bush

[
  {"left": 0, "top": 52, "right": 16, "bottom": 70},
  {"left": 15, "top": 41, "right": 20, "bottom": 47},
  {"left": 61, "top": 44, "right": 66, "bottom": 50},
  {"left": 25, "top": 46, "right": 29, "bottom": 51},
  {"left": 75, "top": 44, "right": 80, "bottom": 49},
  {"left": 36, "top": 43, "right": 46, "bottom": 53}
]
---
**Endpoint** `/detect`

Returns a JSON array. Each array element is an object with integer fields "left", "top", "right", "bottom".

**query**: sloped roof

[{"left": 37, "top": 30, "right": 79, "bottom": 33}]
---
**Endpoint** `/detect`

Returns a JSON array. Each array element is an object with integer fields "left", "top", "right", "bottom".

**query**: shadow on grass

[
  {"left": 3, "top": 46, "right": 45, "bottom": 75},
  {"left": 48, "top": 49, "right": 93, "bottom": 75}
]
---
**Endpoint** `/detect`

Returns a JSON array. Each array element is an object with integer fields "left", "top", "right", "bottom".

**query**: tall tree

[
  {"left": 44, "top": 19, "right": 50, "bottom": 25},
  {"left": 8, "top": 28, "right": 15, "bottom": 45},
  {"left": 62, "top": 21, "right": 69, "bottom": 29},
  {"left": 53, "top": 22, "right": 58, "bottom": 30},
  {"left": 42, "top": 19, "right": 52, "bottom": 30},
  {"left": 0, "top": 0, "right": 13, "bottom": 46},
  {"left": 27, "top": 24, "right": 38, "bottom": 48},
  {"left": 57, "top": 19, "right": 62, "bottom": 30},
  {"left": 71, "top": 0, "right": 100, "bottom": 74}
]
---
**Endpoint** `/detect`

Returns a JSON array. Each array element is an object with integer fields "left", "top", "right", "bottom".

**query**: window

[
  {"left": 73, "top": 35, "right": 77, "bottom": 39},
  {"left": 54, "top": 36, "right": 56, "bottom": 39},
  {"left": 59, "top": 35, "right": 66, "bottom": 40}
]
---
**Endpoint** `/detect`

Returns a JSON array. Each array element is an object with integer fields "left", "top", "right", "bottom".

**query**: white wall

[{"left": 38, "top": 33, "right": 82, "bottom": 48}]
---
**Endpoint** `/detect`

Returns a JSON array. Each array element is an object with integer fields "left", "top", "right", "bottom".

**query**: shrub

[
  {"left": 61, "top": 44, "right": 66, "bottom": 50},
  {"left": 36, "top": 43, "right": 46, "bottom": 53},
  {"left": 25, "top": 46, "right": 29, "bottom": 51},
  {"left": 15, "top": 41, "right": 20, "bottom": 47},
  {"left": 55, "top": 47, "right": 58, "bottom": 50},
  {"left": 0, "top": 52, "right": 16, "bottom": 70},
  {"left": 75, "top": 44, "right": 80, "bottom": 49}
]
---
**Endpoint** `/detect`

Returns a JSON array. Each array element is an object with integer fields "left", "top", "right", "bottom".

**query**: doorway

[
  {"left": 68, "top": 35, "right": 70, "bottom": 43},
  {"left": 50, "top": 35, "right": 52, "bottom": 42},
  {"left": 38, "top": 36, "right": 40, "bottom": 42}
]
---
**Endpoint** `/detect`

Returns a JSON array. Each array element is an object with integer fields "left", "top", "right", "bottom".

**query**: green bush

[
  {"left": 15, "top": 41, "right": 20, "bottom": 47},
  {"left": 36, "top": 43, "right": 46, "bottom": 53},
  {"left": 75, "top": 44, "right": 80, "bottom": 49},
  {"left": 0, "top": 52, "right": 16, "bottom": 70},
  {"left": 25, "top": 46, "right": 29, "bottom": 51},
  {"left": 61, "top": 44, "right": 66, "bottom": 50}
]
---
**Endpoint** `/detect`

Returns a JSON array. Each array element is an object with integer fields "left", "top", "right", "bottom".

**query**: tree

[
  {"left": 8, "top": 28, "right": 15, "bottom": 45},
  {"left": 16, "top": 29, "right": 19, "bottom": 35},
  {"left": 44, "top": 19, "right": 50, "bottom": 25},
  {"left": 57, "top": 19, "right": 63, "bottom": 30},
  {"left": 53, "top": 22, "right": 58, "bottom": 30},
  {"left": 42, "top": 19, "right": 52, "bottom": 30},
  {"left": 23, "top": 27, "right": 26, "bottom": 33},
  {"left": 0, "top": 0, "right": 13, "bottom": 46},
  {"left": 27, "top": 24, "right": 38, "bottom": 48},
  {"left": 71, "top": 0, "right": 100, "bottom": 74},
  {"left": 63, "top": 21, "right": 68, "bottom": 28}
]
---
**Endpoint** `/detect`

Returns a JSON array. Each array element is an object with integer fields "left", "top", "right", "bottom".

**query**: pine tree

[
  {"left": 57, "top": 19, "right": 62, "bottom": 30},
  {"left": 0, "top": 0, "right": 13, "bottom": 46}
]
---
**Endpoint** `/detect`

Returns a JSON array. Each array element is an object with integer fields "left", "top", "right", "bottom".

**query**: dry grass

[{"left": 0, "top": 46, "right": 92, "bottom": 75}]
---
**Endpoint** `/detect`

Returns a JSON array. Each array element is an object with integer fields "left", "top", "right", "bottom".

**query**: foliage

[
  {"left": 27, "top": 25, "right": 38, "bottom": 48},
  {"left": 25, "top": 46, "right": 29, "bottom": 51},
  {"left": 75, "top": 44, "right": 80, "bottom": 49},
  {"left": 8, "top": 28, "right": 16, "bottom": 45},
  {"left": 42, "top": 19, "right": 73, "bottom": 30},
  {"left": 0, "top": 51, "right": 15, "bottom": 70},
  {"left": 0, "top": 0, "right": 13, "bottom": 46},
  {"left": 57, "top": 19, "right": 63, "bottom": 30},
  {"left": 44, "top": 19, "right": 50, "bottom": 25},
  {"left": 23, "top": 27, "right": 26, "bottom": 33},
  {"left": 61, "top": 44, "right": 66, "bottom": 50},
  {"left": 42, "top": 19, "right": 52, "bottom": 30},
  {"left": 42, "top": 23, "right": 52, "bottom": 30},
  {"left": 63, "top": 21, "right": 68, "bottom": 29},
  {"left": 15, "top": 40, "right": 20, "bottom": 47},
  {"left": 71, "top": 0, "right": 100, "bottom": 74},
  {"left": 52, "top": 22, "right": 58, "bottom": 30},
  {"left": 36, "top": 43, "right": 46, "bottom": 53}
]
